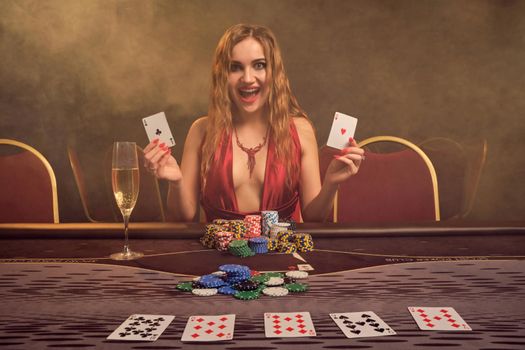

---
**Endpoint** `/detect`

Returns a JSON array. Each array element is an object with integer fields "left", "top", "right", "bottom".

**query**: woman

[{"left": 144, "top": 24, "right": 364, "bottom": 222}]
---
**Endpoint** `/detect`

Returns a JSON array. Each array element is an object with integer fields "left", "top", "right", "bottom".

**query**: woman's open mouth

[{"left": 238, "top": 87, "right": 260, "bottom": 103}]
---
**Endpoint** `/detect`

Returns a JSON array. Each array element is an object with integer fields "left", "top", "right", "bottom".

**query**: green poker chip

[
  {"left": 264, "top": 272, "right": 284, "bottom": 278},
  {"left": 234, "top": 290, "right": 260, "bottom": 300},
  {"left": 176, "top": 281, "right": 193, "bottom": 292},
  {"left": 284, "top": 283, "right": 309, "bottom": 293},
  {"left": 250, "top": 274, "right": 270, "bottom": 283}
]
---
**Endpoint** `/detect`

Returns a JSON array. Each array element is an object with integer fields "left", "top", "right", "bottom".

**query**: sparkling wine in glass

[{"left": 110, "top": 142, "right": 143, "bottom": 260}]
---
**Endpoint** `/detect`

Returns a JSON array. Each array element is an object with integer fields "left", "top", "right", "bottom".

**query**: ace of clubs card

[
  {"left": 408, "top": 306, "right": 472, "bottom": 331},
  {"left": 181, "top": 314, "right": 235, "bottom": 342},
  {"left": 326, "top": 112, "right": 358, "bottom": 150},
  {"left": 330, "top": 311, "right": 396, "bottom": 339},
  {"left": 142, "top": 111, "right": 176, "bottom": 147},
  {"left": 106, "top": 314, "right": 174, "bottom": 341},
  {"left": 264, "top": 312, "right": 316, "bottom": 338}
]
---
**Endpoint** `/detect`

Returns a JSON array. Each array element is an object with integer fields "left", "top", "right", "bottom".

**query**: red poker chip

[
  {"left": 250, "top": 270, "right": 260, "bottom": 276},
  {"left": 288, "top": 265, "right": 297, "bottom": 270}
]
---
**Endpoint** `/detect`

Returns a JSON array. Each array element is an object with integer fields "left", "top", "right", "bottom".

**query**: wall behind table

[{"left": 1, "top": 0, "right": 524, "bottom": 222}]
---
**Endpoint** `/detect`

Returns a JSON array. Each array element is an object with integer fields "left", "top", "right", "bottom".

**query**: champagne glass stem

[{"left": 123, "top": 214, "right": 130, "bottom": 256}]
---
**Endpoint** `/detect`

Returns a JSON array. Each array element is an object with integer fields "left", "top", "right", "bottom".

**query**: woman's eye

[
  {"left": 254, "top": 61, "right": 266, "bottom": 70},
  {"left": 230, "top": 64, "right": 242, "bottom": 72}
]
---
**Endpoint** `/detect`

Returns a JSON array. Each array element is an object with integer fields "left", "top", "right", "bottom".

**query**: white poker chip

[
  {"left": 191, "top": 288, "right": 218, "bottom": 296},
  {"left": 262, "top": 287, "right": 289, "bottom": 297},
  {"left": 265, "top": 277, "right": 284, "bottom": 286},
  {"left": 285, "top": 271, "right": 309, "bottom": 279}
]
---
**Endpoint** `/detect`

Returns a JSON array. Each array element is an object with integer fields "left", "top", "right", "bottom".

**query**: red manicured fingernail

[
  {"left": 165, "top": 148, "right": 170, "bottom": 154},
  {"left": 153, "top": 138, "right": 159, "bottom": 144},
  {"left": 159, "top": 142, "right": 165, "bottom": 148},
  {"left": 333, "top": 155, "right": 341, "bottom": 159},
  {"left": 348, "top": 137, "right": 354, "bottom": 143}
]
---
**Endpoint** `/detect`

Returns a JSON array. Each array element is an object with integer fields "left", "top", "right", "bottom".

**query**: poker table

[{"left": 0, "top": 222, "right": 524, "bottom": 349}]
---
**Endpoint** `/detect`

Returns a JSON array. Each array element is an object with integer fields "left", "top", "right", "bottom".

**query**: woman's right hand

[{"left": 143, "top": 139, "right": 182, "bottom": 183}]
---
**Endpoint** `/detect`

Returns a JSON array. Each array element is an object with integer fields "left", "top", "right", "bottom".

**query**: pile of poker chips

[
  {"left": 176, "top": 264, "right": 309, "bottom": 300},
  {"left": 267, "top": 230, "right": 314, "bottom": 253},
  {"left": 199, "top": 217, "right": 314, "bottom": 256}
]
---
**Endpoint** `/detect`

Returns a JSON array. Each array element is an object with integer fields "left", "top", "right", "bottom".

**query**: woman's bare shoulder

[
  {"left": 189, "top": 116, "right": 209, "bottom": 137},
  {"left": 292, "top": 116, "right": 315, "bottom": 137}
]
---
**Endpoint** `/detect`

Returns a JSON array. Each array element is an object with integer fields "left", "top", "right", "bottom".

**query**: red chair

[
  {"left": 418, "top": 137, "right": 487, "bottom": 220},
  {"left": 0, "top": 139, "right": 59, "bottom": 223},
  {"left": 320, "top": 136, "right": 440, "bottom": 224}
]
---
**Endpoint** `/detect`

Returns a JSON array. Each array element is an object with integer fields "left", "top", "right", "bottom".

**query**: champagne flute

[{"left": 110, "top": 141, "right": 143, "bottom": 260}]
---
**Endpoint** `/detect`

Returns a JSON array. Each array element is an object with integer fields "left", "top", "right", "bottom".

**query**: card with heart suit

[
  {"left": 181, "top": 314, "right": 235, "bottom": 342},
  {"left": 107, "top": 314, "right": 174, "bottom": 341},
  {"left": 330, "top": 311, "right": 396, "bottom": 339},
  {"left": 408, "top": 307, "right": 472, "bottom": 331},
  {"left": 142, "top": 111, "right": 176, "bottom": 147},
  {"left": 326, "top": 112, "right": 358, "bottom": 150},
  {"left": 264, "top": 312, "right": 316, "bottom": 338}
]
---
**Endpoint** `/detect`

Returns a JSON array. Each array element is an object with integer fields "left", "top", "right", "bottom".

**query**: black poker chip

[
  {"left": 234, "top": 280, "right": 259, "bottom": 291},
  {"left": 283, "top": 276, "right": 296, "bottom": 284}
]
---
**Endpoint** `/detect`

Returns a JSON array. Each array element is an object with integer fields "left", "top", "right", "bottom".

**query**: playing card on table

[
  {"left": 142, "top": 111, "right": 176, "bottom": 147},
  {"left": 326, "top": 112, "right": 358, "bottom": 150},
  {"left": 181, "top": 314, "right": 235, "bottom": 342},
  {"left": 297, "top": 264, "right": 314, "bottom": 271},
  {"left": 107, "top": 314, "right": 174, "bottom": 341},
  {"left": 330, "top": 311, "right": 396, "bottom": 339},
  {"left": 408, "top": 307, "right": 472, "bottom": 331},
  {"left": 264, "top": 312, "right": 316, "bottom": 338}
]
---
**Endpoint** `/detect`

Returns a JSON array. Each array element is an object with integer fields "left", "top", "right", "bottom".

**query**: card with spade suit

[{"left": 330, "top": 311, "right": 396, "bottom": 339}]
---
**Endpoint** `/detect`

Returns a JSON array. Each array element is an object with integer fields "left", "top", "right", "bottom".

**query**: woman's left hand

[{"left": 324, "top": 138, "right": 365, "bottom": 185}]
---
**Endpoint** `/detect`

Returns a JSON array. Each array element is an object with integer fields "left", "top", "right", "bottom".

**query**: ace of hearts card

[{"left": 326, "top": 112, "right": 358, "bottom": 150}]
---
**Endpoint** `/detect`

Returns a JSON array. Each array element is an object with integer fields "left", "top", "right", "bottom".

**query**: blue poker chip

[
  {"left": 218, "top": 286, "right": 237, "bottom": 295},
  {"left": 219, "top": 264, "right": 250, "bottom": 275},
  {"left": 198, "top": 274, "right": 227, "bottom": 288}
]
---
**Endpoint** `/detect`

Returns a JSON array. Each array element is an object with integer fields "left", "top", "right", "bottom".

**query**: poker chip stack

[
  {"left": 212, "top": 219, "right": 231, "bottom": 228},
  {"left": 248, "top": 236, "right": 269, "bottom": 254},
  {"left": 214, "top": 230, "right": 233, "bottom": 251},
  {"left": 281, "top": 218, "right": 297, "bottom": 231},
  {"left": 261, "top": 210, "right": 279, "bottom": 236},
  {"left": 293, "top": 233, "right": 314, "bottom": 252},
  {"left": 200, "top": 224, "right": 222, "bottom": 248},
  {"left": 219, "top": 264, "right": 252, "bottom": 285},
  {"left": 269, "top": 222, "right": 290, "bottom": 239},
  {"left": 267, "top": 238, "right": 279, "bottom": 251},
  {"left": 244, "top": 215, "right": 262, "bottom": 238},
  {"left": 229, "top": 220, "right": 246, "bottom": 239},
  {"left": 228, "top": 240, "right": 255, "bottom": 258}
]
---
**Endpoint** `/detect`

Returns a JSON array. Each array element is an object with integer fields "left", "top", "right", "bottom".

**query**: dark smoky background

[{"left": 1, "top": 0, "right": 524, "bottom": 222}]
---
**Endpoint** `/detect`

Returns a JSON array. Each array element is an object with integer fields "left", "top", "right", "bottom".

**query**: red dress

[{"left": 201, "top": 121, "right": 302, "bottom": 221}]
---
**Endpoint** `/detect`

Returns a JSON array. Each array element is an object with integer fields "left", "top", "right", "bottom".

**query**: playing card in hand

[
  {"left": 107, "top": 314, "right": 175, "bottom": 341},
  {"left": 408, "top": 306, "right": 472, "bottom": 331},
  {"left": 330, "top": 311, "right": 396, "bottom": 339},
  {"left": 142, "top": 111, "right": 176, "bottom": 147},
  {"left": 181, "top": 314, "right": 235, "bottom": 342},
  {"left": 264, "top": 312, "right": 316, "bottom": 338},
  {"left": 326, "top": 112, "right": 358, "bottom": 150}
]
